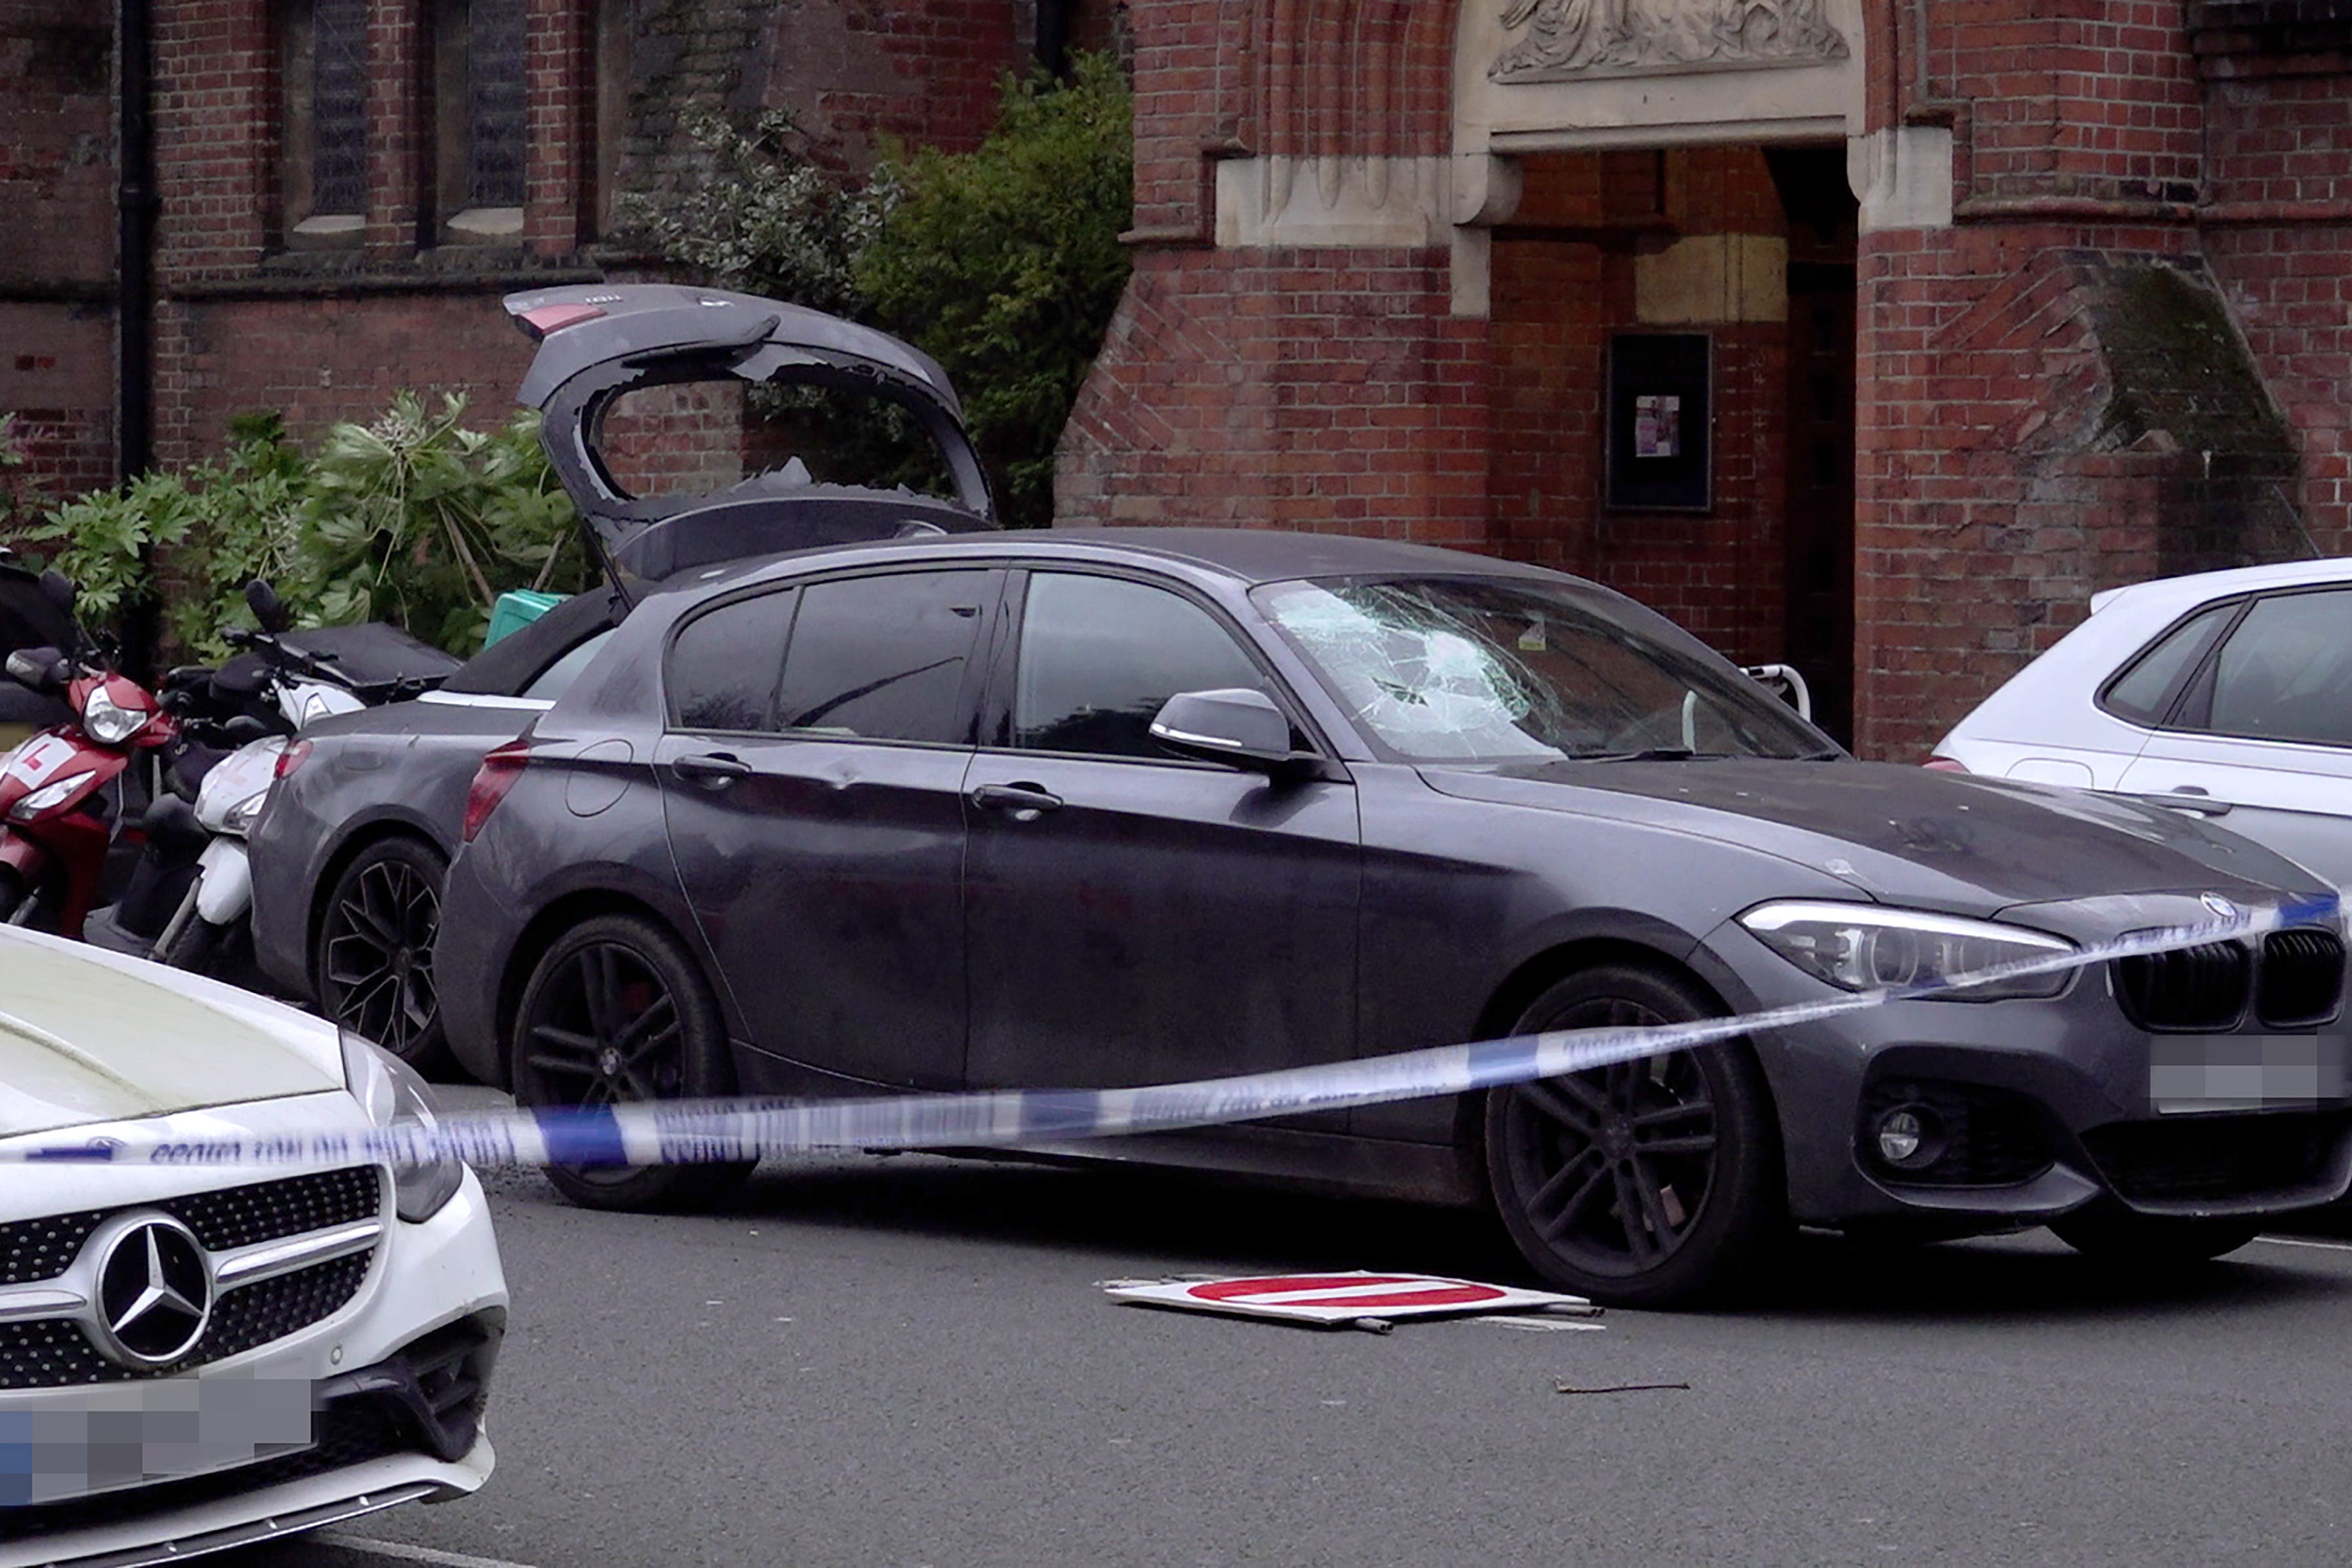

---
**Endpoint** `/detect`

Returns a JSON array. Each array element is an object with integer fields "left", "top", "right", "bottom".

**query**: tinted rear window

[
  {"left": 774, "top": 572, "right": 989, "bottom": 745},
  {"left": 668, "top": 590, "right": 796, "bottom": 732},
  {"left": 2101, "top": 602, "right": 2235, "bottom": 726}
]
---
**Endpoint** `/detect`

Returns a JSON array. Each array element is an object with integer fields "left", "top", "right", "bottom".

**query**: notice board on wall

[{"left": 1606, "top": 333, "right": 1712, "bottom": 512}]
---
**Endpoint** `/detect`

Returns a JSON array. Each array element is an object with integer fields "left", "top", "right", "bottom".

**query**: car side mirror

[
  {"left": 1149, "top": 688, "right": 1304, "bottom": 774},
  {"left": 37, "top": 570, "right": 75, "bottom": 617},
  {"left": 245, "top": 578, "right": 292, "bottom": 633}
]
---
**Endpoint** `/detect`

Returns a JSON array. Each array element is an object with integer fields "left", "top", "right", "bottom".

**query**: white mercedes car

[
  {"left": 1933, "top": 557, "right": 2352, "bottom": 893},
  {"left": 0, "top": 926, "right": 505, "bottom": 1565}
]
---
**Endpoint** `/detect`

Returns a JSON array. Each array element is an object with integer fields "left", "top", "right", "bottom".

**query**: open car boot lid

[{"left": 504, "top": 284, "right": 998, "bottom": 600}]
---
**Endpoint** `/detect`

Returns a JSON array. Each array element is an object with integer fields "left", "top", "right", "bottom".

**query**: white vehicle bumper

[{"left": 0, "top": 1096, "right": 508, "bottom": 1568}]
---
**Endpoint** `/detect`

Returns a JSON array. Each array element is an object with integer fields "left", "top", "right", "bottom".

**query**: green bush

[
  {"left": 625, "top": 53, "right": 1135, "bottom": 528},
  {"left": 23, "top": 397, "right": 582, "bottom": 660},
  {"left": 858, "top": 54, "right": 1134, "bottom": 528},
  {"left": 622, "top": 111, "right": 902, "bottom": 319}
]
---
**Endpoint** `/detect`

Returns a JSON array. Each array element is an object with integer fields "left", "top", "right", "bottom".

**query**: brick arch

[{"left": 1242, "top": 0, "right": 1459, "bottom": 159}]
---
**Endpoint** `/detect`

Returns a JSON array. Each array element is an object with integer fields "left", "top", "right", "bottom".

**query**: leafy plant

[
  {"left": 23, "top": 399, "right": 581, "bottom": 660},
  {"left": 624, "top": 53, "right": 1135, "bottom": 528},
  {"left": 620, "top": 110, "right": 903, "bottom": 319},
  {"left": 302, "top": 393, "right": 583, "bottom": 652},
  {"left": 21, "top": 412, "right": 310, "bottom": 657},
  {"left": 0, "top": 414, "right": 36, "bottom": 534},
  {"left": 858, "top": 54, "right": 1134, "bottom": 527}
]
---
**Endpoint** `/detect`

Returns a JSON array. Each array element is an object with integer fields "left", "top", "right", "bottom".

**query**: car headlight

[
  {"left": 7, "top": 770, "right": 92, "bottom": 821},
  {"left": 81, "top": 684, "right": 152, "bottom": 745},
  {"left": 340, "top": 1027, "right": 465, "bottom": 1221},
  {"left": 1738, "top": 901, "right": 2077, "bottom": 1000}
]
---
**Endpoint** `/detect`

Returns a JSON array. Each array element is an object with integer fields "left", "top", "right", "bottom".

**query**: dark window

[
  {"left": 312, "top": 0, "right": 369, "bottom": 212},
  {"left": 432, "top": 0, "right": 528, "bottom": 239},
  {"left": 465, "top": 0, "right": 526, "bottom": 207},
  {"left": 2205, "top": 589, "right": 2352, "bottom": 747},
  {"left": 668, "top": 591, "right": 796, "bottom": 733},
  {"left": 2102, "top": 602, "right": 2237, "bottom": 726},
  {"left": 280, "top": 0, "right": 369, "bottom": 243},
  {"left": 774, "top": 573, "right": 989, "bottom": 745},
  {"left": 1013, "top": 574, "right": 1274, "bottom": 760}
]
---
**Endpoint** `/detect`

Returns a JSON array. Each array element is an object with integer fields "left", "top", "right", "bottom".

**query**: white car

[
  {"left": 1934, "top": 557, "right": 2352, "bottom": 892},
  {"left": 0, "top": 927, "right": 505, "bottom": 1565}
]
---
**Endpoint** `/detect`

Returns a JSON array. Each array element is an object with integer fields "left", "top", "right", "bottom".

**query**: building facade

[
  {"left": 7, "top": 0, "right": 2350, "bottom": 755},
  {"left": 1061, "top": 0, "right": 2352, "bottom": 755}
]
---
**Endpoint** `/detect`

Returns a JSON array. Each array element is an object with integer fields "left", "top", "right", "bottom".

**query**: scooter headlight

[
  {"left": 220, "top": 786, "right": 270, "bottom": 834},
  {"left": 1738, "top": 901, "right": 2077, "bottom": 1000},
  {"left": 340, "top": 1028, "right": 465, "bottom": 1221},
  {"left": 81, "top": 685, "right": 152, "bottom": 746}
]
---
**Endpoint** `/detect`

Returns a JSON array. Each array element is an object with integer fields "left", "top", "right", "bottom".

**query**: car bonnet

[
  {"left": 1418, "top": 757, "right": 2329, "bottom": 914},
  {"left": 0, "top": 930, "right": 343, "bottom": 1138}
]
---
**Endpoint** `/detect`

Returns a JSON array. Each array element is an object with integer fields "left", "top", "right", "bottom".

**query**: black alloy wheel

[
  {"left": 315, "top": 837, "right": 449, "bottom": 1072},
  {"left": 510, "top": 912, "right": 754, "bottom": 1212},
  {"left": 2048, "top": 1201, "right": 2262, "bottom": 1265},
  {"left": 1483, "top": 964, "right": 1785, "bottom": 1308}
]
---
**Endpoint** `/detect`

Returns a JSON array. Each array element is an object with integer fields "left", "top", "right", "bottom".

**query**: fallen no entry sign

[{"left": 1105, "top": 1271, "right": 1592, "bottom": 1327}]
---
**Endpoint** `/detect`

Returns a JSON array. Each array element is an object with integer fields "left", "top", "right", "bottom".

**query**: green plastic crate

[{"left": 484, "top": 589, "right": 566, "bottom": 648}]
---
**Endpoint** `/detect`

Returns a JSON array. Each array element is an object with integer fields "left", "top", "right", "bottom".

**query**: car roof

[
  {"left": 657, "top": 527, "right": 1573, "bottom": 598},
  {"left": 2090, "top": 556, "right": 2352, "bottom": 616}
]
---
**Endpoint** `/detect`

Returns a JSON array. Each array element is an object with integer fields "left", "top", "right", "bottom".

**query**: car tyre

[
  {"left": 510, "top": 911, "right": 755, "bottom": 1212},
  {"left": 314, "top": 836, "right": 450, "bottom": 1073},
  {"left": 2048, "top": 1202, "right": 2261, "bottom": 1264},
  {"left": 1483, "top": 964, "right": 1786, "bottom": 1308}
]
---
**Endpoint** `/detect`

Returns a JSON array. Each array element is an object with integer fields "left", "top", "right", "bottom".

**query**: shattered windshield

[{"left": 1253, "top": 576, "right": 1826, "bottom": 764}]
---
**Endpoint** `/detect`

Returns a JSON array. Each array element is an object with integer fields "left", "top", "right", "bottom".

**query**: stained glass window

[
  {"left": 467, "top": 0, "right": 527, "bottom": 208},
  {"left": 311, "top": 0, "right": 368, "bottom": 213}
]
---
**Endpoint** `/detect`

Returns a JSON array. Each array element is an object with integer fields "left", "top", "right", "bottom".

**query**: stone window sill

[
  {"left": 441, "top": 206, "right": 525, "bottom": 244},
  {"left": 285, "top": 213, "right": 364, "bottom": 250}
]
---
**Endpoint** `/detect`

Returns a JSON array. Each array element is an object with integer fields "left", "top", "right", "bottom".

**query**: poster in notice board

[{"left": 1606, "top": 333, "right": 1711, "bottom": 512}]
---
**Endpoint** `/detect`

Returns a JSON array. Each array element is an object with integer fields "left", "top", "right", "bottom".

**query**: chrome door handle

[
  {"left": 673, "top": 753, "right": 752, "bottom": 789},
  {"left": 2134, "top": 789, "right": 2231, "bottom": 817},
  {"left": 969, "top": 782, "right": 1063, "bottom": 819}
]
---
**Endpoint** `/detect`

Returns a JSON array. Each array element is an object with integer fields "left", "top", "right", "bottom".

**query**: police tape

[{"left": 7, "top": 893, "right": 2344, "bottom": 1171}]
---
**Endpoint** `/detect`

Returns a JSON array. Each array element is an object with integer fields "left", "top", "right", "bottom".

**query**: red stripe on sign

[
  {"left": 1188, "top": 1276, "right": 1419, "bottom": 1301},
  {"left": 1320, "top": 1285, "right": 1504, "bottom": 1308}
]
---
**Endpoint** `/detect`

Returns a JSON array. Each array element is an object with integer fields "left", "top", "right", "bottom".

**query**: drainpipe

[{"left": 116, "top": 0, "right": 159, "bottom": 674}]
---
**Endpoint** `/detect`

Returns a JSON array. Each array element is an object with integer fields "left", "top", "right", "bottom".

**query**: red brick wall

[
  {"left": 2203, "top": 66, "right": 2352, "bottom": 558},
  {"left": 1, "top": 0, "right": 119, "bottom": 509},
  {"left": 153, "top": 293, "right": 536, "bottom": 458},
  {"left": 756, "top": 0, "right": 1018, "bottom": 159},
  {"left": 1847, "top": 4, "right": 2352, "bottom": 760},
  {"left": 1951, "top": 0, "right": 2201, "bottom": 208},
  {"left": 1060, "top": 246, "right": 1487, "bottom": 541},
  {"left": 133, "top": 0, "right": 1026, "bottom": 475}
]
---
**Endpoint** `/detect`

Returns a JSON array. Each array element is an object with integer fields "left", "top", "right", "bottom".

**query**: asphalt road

[{"left": 216, "top": 1128, "right": 2352, "bottom": 1568}]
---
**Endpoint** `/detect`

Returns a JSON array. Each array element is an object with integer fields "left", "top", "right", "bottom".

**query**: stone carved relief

[{"left": 1489, "top": 0, "right": 1849, "bottom": 83}]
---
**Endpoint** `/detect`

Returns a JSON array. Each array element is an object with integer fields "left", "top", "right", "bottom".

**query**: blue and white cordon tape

[{"left": 6, "top": 894, "right": 2342, "bottom": 1171}]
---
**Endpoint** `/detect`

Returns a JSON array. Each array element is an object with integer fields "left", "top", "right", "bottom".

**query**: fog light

[{"left": 1874, "top": 1106, "right": 1938, "bottom": 1169}]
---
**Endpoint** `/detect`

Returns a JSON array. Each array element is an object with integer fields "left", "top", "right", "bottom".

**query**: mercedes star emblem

[{"left": 88, "top": 1211, "right": 213, "bottom": 1369}]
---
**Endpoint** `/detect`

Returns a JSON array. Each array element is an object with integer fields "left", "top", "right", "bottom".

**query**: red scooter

[{"left": 0, "top": 572, "right": 180, "bottom": 936}]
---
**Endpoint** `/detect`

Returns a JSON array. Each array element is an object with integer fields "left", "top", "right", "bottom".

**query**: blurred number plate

[
  {"left": 2150, "top": 1033, "right": 2347, "bottom": 1113},
  {"left": 0, "top": 1374, "right": 313, "bottom": 1507}
]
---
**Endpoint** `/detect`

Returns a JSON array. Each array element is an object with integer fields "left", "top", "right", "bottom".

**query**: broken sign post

[{"left": 1105, "top": 1272, "right": 1596, "bottom": 1331}]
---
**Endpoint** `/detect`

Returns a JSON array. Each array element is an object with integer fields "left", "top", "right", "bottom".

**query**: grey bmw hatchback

[{"left": 434, "top": 527, "right": 2351, "bottom": 1306}]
